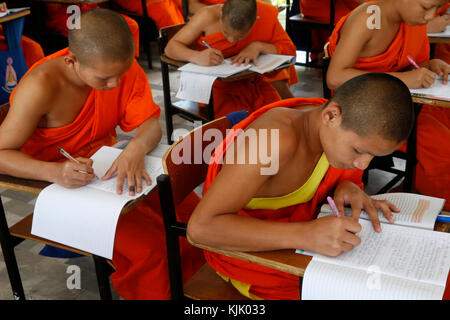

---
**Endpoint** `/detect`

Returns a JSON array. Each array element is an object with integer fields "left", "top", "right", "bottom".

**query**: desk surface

[
  {"left": 190, "top": 216, "right": 450, "bottom": 278},
  {"left": 412, "top": 95, "right": 450, "bottom": 108},
  {"left": 0, "top": 9, "right": 30, "bottom": 24}
]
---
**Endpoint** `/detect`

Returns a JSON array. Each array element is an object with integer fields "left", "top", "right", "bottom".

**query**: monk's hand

[
  {"left": 55, "top": 157, "right": 96, "bottom": 188},
  {"left": 426, "top": 15, "right": 450, "bottom": 33},
  {"left": 194, "top": 48, "right": 224, "bottom": 66},
  {"left": 429, "top": 59, "right": 450, "bottom": 84},
  {"left": 405, "top": 67, "right": 437, "bottom": 88},
  {"left": 230, "top": 42, "right": 262, "bottom": 67},
  {"left": 102, "top": 142, "right": 151, "bottom": 196},
  {"left": 0, "top": 3, "right": 7, "bottom": 12},
  {"left": 333, "top": 180, "right": 397, "bottom": 232},
  {"left": 304, "top": 215, "right": 362, "bottom": 256}
]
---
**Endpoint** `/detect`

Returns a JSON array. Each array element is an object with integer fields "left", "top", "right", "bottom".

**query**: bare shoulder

[
  {"left": 11, "top": 59, "right": 61, "bottom": 114},
  {"left": 340, "top": 3, "right": 376, "bottom": 39},
  {"left": 247, "top": 108, "right": 300, "bottom": 158},
  {"left": 188, "top": 5, "right": 221, "bottom": 29}
]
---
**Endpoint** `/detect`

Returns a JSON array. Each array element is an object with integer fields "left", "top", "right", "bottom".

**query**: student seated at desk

[
  {"left": 186, "top": 73, "right": 449, "bottom": 300},
  {"left": 45, "top": 3, "right": 140, "bottom": 57},
  {"left": 428, "top": 2, "right": 450, "bottom": 64},
  {"left": 326, "top": 0, "right": 450, "bottom": 211},
  {"left": 0, "top": 2, "right": 44, "bottom": 68},
  {"left": 164, "top": 0, "right": 299, "bottom": 118},
  {"left": 0, "top": 8, "right": 204, "bottom": 300}
]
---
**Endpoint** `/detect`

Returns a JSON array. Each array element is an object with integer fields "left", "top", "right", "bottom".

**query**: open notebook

[
  {"left": 299, "top": 193, "right": 449, "bottom": 299},
  {"left": 31, "top": 146, "right": 164, "bottom": 259},
  {"left": 176, "top": 54, "right": 295, "bottom": 103},
  {"left": 410, "top": 79, "right": 450, "bottom": 102}
]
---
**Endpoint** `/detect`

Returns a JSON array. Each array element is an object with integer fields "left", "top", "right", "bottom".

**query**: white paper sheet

[
  {"left": 176, "top": 71, "right": 217, "bottom": 104},
  {"left": 31, "top": 146, "right": 164, "bottom": 259},
  {"left": 301, "top": 220, "right": 450, "bottom": 300},
  {"left": 410, "top": 79, "right": 450, "bottom": 101}
]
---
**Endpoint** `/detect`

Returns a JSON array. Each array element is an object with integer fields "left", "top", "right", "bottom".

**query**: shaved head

[
  {"left": 68, "top": 8, "right": 134, "bottom": 66},
  {"left": 222, "top": 0, "right": 257, "bottom": 31},
  {"left": 330, "top": 73, "right": 414, "bottom": 143}
]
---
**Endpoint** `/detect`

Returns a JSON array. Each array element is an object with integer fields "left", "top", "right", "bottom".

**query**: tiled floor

[{"left": 0, "top": 41, "right": 401, "bottom": 300}]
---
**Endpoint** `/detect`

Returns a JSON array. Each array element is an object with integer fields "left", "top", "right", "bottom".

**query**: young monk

[
  {"left": 187, "top": 73, "right": 436, "bottom": 300},
  {"left": 44, "top": 3, "right": 140, "bottom": 57},
  {"left": 326, "top": 0, "right": 450, "bottom": 211},
  {"left": 0, "top": 8, "right": 204, "bottom": 299},
  {"left": 165, "top": 0, "right": 299, "bottom": 117}
]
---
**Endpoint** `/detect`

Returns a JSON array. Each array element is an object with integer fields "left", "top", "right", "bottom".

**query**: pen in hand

[
  {"left": 57, "top": 146, "right": 93, "bottom": 176},
  {"left": 327, "top": 196, "right": 340, "bottom": 218}
]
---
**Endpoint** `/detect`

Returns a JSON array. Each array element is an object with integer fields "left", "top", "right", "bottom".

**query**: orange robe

[
  {"left": 299, "top": 0, "right": 361, "bottom": 60},
  {"left": 11, "top": 48, "right": 205, "bottom": 299},
  {"left": 113, "top": 0, "right": 184, "bottom": 29},
  {"left": 202, "top": 97, "right": 365, "bottom": 300},
  {"left": 433, "top": 3, "right": 450, "bottom": 64},
  {"left": 45, "top": 4, "right": 140, "bottom": 57},
  {"left": 328, "top": 13, "right": 450, "bottom": 209},
  {"left": 196, "top": 1, "right": 298, "bottom": 118}
]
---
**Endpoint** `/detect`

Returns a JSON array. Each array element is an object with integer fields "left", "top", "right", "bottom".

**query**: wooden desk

[
  {"left": 190, "top": 217, "right": 450, "bottom": 278},
  {"left": 0, "top": 9, "right": 30, "bottom": 24},
  {"left": 428, "top": 35, "right": 450, "bottom": 44},
  {"left": 412, "top": 95, "right": 450, "bottom": 108}
]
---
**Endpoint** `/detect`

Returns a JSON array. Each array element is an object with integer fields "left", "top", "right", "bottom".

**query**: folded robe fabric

[
  {"left": 195, "top": 1, "right": 298, "bottom": 118},
  {"left": 328, "top": 11, "right": 450, "bottom": 211},
  {"left": 202, "top": 97, "right": 365, "bottom": 300},
  {"left": 10, "top": 48, "right": 205, "bottom": 299}
]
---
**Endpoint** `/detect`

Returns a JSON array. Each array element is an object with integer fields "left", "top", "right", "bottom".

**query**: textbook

[
  {"left": 31, "top": 146, "right": 164, "bottom": 259},
  {"left": 0, "top": 7, "right": 30, "bottom": 18},
  {"left": 410, "top": 79, "right": 450, "bottom": 102},
  {"left": 300, "top": 193, "right": 449, "bottom": 300}
]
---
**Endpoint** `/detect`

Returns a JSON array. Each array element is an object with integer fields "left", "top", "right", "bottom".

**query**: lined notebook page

[
  {"left": 319, "top": 193, "right": 444, "bottom": 230},
  {"left": 410, "top": 79, "right": 450, "bottom": 101},
  {"left": 301, "top": 220, "right": 450, "bottom": 299},
  {"left": 302, "top": 260, "right": 445, "bottom": 300}
]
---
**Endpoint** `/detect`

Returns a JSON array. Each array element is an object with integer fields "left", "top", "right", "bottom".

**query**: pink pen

[
  {"left": 327, "top": 196, "right": 340, "bottom": 218},
  {"left": 407, "top": 55, "right": 420, "bottom": 69}
]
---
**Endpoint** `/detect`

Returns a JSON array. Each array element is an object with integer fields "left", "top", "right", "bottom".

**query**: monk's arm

[
  {"left": 327, "top": 13, "right": 437, "bottom": 89},
  {"left": 126, "top": 117, "right": 162, "bottom": 155},
  {"left": 0, "top": 80, "right": 94, "bottom": 185},
  {"left": 187, "top": 126, "right": 304, "bottom": 252},
  {"left": 164, "top": 10, "right": 223, "bottom": 65}
]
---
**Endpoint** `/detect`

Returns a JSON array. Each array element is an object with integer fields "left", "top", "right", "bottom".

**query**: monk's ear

[
  {"left": 322, "top": 101, "right": 343, "bottom": 128},
  {"left": 64, "top": 52, "right": 79, "bottom": 68}
]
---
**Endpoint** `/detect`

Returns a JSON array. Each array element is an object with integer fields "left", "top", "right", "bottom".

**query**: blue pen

[
  {"left": 202, "top": 40, "right": 212, "bottom": 49},
  {"left": 436, "top": 215, "right": 450, "bottom": 223}
]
